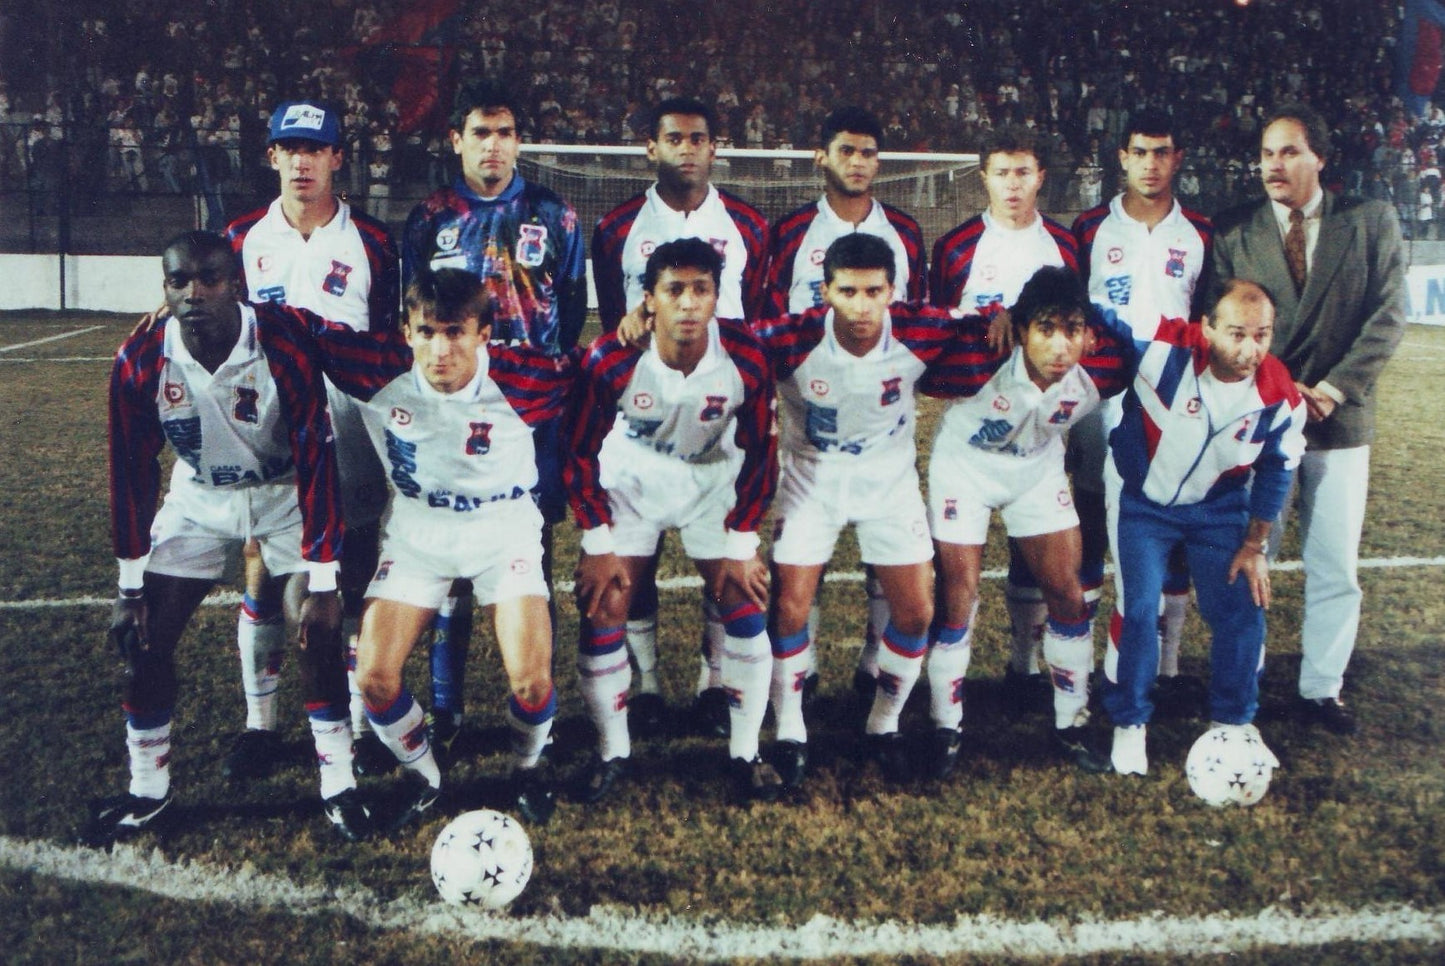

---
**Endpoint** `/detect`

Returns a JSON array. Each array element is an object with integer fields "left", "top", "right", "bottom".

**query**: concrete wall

[{"left": 1, "top": 255, "right": 161, "bottom": 312}]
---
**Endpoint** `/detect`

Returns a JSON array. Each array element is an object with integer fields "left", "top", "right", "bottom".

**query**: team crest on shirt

[
  {"left": 436, "top": 226, "right": 461, "bottom": 252},
  {"left": 1048, "top": 399, "right": 1079, "bottom": 424},
  {"left": 1165, "top": 248, "right": 1187, "bottom": 278},
  {"left": 880, "top": 377, "right": 902, "bottom": 406},
  {"left": 390, "top": 407, "right": 413, "bottom": 426},
  {"left": 374, "top": 559, "right": 393, "bottom": 581},
  {"left": 992, "top": 395, "right": 1011, "bottom": 413},
  {"left": 1107, "top": 247, "right": 1124, "bottom": 265},
  {"left": 700, "top": 395, "right": 728, "bottom": 421},
  {"left": 233, "top": 386, "right": 259, "bottom": 424},
  {"left": 162, "top": 381, "right": 187, "bottom": 407},
  {"left": 809, "top": 248, "right": 825, "bottom": 266},
  {"left": 466, "top": 421, "right": 493, "bottom": 455},
  {"left": 810, "top": 379, "right": 830, "bottom": 397},
  {"left": 943, "top": 498, "right": 958, "bottom": 520},
  {"left": 632, "top": 391, "right": 654, "bottom": 410},
  {"left": 1186, "top": 397, "right": 1202, "bottom": 415},
  {"left": 516, "top": 223, "right": 548, "bottom": 267},
  {"left": 322, "top": 260, "right": 353, "bottom": 297}
]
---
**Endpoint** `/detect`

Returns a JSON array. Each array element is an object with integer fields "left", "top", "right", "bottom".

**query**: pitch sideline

[{"left": 1, "top": 835, "right": 1440, "bottom": 959}]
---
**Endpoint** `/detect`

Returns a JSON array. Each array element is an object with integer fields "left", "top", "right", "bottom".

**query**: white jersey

[
  {"left": 1082, "top": 196, "right": 1210, "bottom": 332},
  {"left": 947, "top": 210, "right": 1069, "bottom": 314},
  {"left": 234, "top": 199, "right": 380, "bottom": 330},
  {"left": 356, "top": 349, "right": 538, "bottom": 522},
  {"left": 780, "top": 200, "right": 915, "bottom": 313},
  {"left": 933, "top": 348, "right": 1101, "bottom": 462},
  {"left": 616, "top": 185, "right": 753, "bottom": 319}
]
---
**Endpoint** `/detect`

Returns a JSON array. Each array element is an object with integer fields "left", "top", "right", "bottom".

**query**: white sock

[
  {"left": 507, "top": 688, "right": 557, "bottom": 769},
  {"left": 309, "top": 716, "right": 356, "bottom": 799},
  {"left": 720, "top": 604, "right": 772, "bottom": 761},
  {"left": 1043, "top": 615, "right": 1095, "bottom": 729},
  {"left": 1112, "top": 724, "right": 1147, "bottom": 776},
  {"left": 626, "top": 616, "right": 661, "bottom": 694},
  {"left": 345, "top": 631, "right": 370, "bottom": 736},
  {"left": 927, "top": 613, "right": 975, "bottom": 730},
  {"left": 237, "top": 598, "right": 284, "bottom": 731},
  {"left": 366, "top": 692, "right": 440, "bottom": 788},
  {"left": 700, "top": 597, "right": 725, "bottom": 691},
  {"left": 1005, "top": 582, "right": 1047, "bottom": 675},
  {"left": 126, "top": 719, "right": 172, "bottom": 800},
  {"left": 1159, "top": 591, "right": 1188, "bottom": 678},
  {"left": 867, "top": 622, "right": 928, "bottom": 735},
  {"left": 579, "top": 625, "right": 632, "bottom": 761},
  {"left": 861, "top": 570, "right": 890, "bottom": 678},
  {"left": 769, "top": 629, "right": 811, "bottom": 744}
]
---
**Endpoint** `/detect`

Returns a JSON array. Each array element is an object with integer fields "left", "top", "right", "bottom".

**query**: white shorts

[
  {"left": 146, "top": 473, "right": 305, "bottom": 580},
  {"left": 328, "top": 381, "right": 388, "bottom": 528},
  {"left": 366, "top": 497, "right": 549, "bottom": 609},
  {"left": 771, "top": 454, "right": 932, "bottom": 566},
  {"left": 928, "top": 442, "right": 1078, "bottom": 545},
  {"left": 600, "top": 437, "right": 738, "bottom": 560}
]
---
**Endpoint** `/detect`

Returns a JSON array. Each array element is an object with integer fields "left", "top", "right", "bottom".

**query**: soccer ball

[
  {"left": 1185, "top": 724, "right": 1280, "bottom": 807},
  {"left": 430, "top": 809, "right": 533, "bottom": 909}
]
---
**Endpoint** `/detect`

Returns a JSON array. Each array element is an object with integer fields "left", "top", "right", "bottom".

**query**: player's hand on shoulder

[
  {"left": 130, "top": 303, "right": 171, "bottom": 338},
  {"left": 985, "top": 308, "right": 1014, "bottom": 355},
  {"left": 615, "top": 305, "right": 653, "bottom": 348}
]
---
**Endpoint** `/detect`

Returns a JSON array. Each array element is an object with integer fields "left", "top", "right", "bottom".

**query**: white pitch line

[
  {"left": 0, "top": 325, "right": 106, "bottom": 353},
  {"left": 0, "top": 836, "right": 1440, "bottom": 960},
  {"left": 0, "top": 356, "right": 114, "bottom": 363},
  {"left": 3, "top": 556, "right": 1444, "bottom": 612}
]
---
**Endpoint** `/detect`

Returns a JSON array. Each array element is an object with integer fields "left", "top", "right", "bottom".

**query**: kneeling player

[
  {"left": 307, "top": 268, "right": 573, "bottom": 829},
  {"left": 568, "top": 238, "right": 780, "bottom": 804},
  {"left": 88, "top": 230, "right": 360, "bottom": 846},
  {"left": 921, "top": 267, "right": 1125, "bottom": 778}
]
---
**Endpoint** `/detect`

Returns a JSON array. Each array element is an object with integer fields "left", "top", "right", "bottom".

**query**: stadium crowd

[{"left": 0, "top": 0, "right": 1432, "bottom": 223}]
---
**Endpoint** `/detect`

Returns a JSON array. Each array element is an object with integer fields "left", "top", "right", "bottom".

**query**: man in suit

[{"left": 1212, "top": 103, "right": 1406, "bottom": 736}]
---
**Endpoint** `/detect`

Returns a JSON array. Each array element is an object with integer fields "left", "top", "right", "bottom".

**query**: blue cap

[{"left": 268, "top": 101, "right": 341, "bottom": 147}]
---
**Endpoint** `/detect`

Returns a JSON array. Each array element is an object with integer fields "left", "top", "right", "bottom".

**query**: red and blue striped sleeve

[
  {"left": 764, "top": 203, "right": 815, "bottom": 317},
  {"left": 916, "top": 312, "right": 1008, "bottom": 397},
  {"left": 592, "top": 194, "right": 645, "bottom": 333},
  {"left": 1072, "top": 203, "right": 1111, "bottom": 285},
  {"left": 256, "top": 307, "right": 343, "bottom": 566},
  {"left": 883, "top": 203, "right": 929, "bottom": 303},
  {"left": 1043, "top": 215, "right": 1080, "bottom": 274},
  {"left": 489, "top": 344, "right": 577, "bottom": 426},
  {"left": 565, "top": 335, "right": 638, "bottom": 530},
  {"left": 224, "top": 207, "right": 266, "bottom": 257},
  {"left": 718, "top": 319, "right": 777, "bottom": 534},
  {"left": 294, "top": 305, "right": 411, "bottom": 400},
  {"left": 108, "top": 321, "right": 169, "bottom": 561},
  {"left": 751, "top": 307, "right": 827, "bottom": 380},
  {"left": 721, "top": 190, "right": 771, "bottom": 322},
  {"left": 353, "top": 208, "right": 401, "bottom": 334},
  {"left": 929, "top": 215, "right": 985, "bottom": 310}
]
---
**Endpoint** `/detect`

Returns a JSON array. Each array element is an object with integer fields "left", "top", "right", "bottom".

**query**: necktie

[{"left": 1284, "top": 208, "right": 1307, "bottom": 294}]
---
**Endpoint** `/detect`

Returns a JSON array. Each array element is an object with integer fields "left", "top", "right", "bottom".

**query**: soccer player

[
  {"left": 591, "top": 96, "right": 771, "bottom": 739},
  {"left": 754, "top": 233, "right": 993, "bottom": 787},
  {"left": 402, "top": 78, "right": 587, "bottom": 757},
  {"left": 929, "top": 126, "right": 1080, "bottom": 708},
  {"left": 1101, "top": 280, "right": 1306, "bottom": 773},
  {"left": 764, "top": 106, "right": 928, "bottom": 709},
  {"left": 920, "top": 267, "right": 1124, "bottom": 779},
  {"left": 303, "top": 267, "right": 573, "bottom": 829},
  {"left": 86, "top": 231, "right": 363, "bottom": 846},
  {"left": 1071, "top": 110, "right": 1214, "bottom": 714},
  {"left": 1213, "top": 104, "right": 1406, "bottom": 736},
  {"left": 568, "top": 238, "right": 778, "bottom": 804},
  {"left": 225, "top": 99, "right": 401, "bottom": 781}
]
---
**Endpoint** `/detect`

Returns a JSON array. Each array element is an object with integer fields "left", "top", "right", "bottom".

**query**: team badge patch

[
  {"left": 391, "top": 407, "right": 413, "bottom": 426},
  {"left": 322, "top": 260, "right": 353, "bottom": 297},
  {"left": 943, "top": 498, "right": 958, "bottom": 521},
  {"left": 466, "top": 421, "right": 493, "bottom": 455},
  {"left": 374, "top": 560, "right": 393, "bottom": 581},
  {"left": 436, "top": 226, "right": 460, "bottom": 252},
  {"left": 257, "top": 255, "right": 273, "bottom": 273},
  {"left": 1165, "top": 248, "right": 1187, "bottom": 278},
  {"left": 1057, "top": 489, "right": 1073, "bottom": 507},
  {"left": 1048, "top": 399, "right": 1080, "bottom": 424},
  {"left": 880, "top": 377, "right": 902, "bottom": 406},
  {"left": 640, "top": 241, "right": 656, "bottom": 258},
  {"left": 700, "top": 395, "right": 727, "bottom": 421},
  {"left": 632, "top": 392, "right": 654, "bottom": 410},
  {"left": 810, "top": 379, "right": 830, "bottom": 397},
  {"left": 516, "top": 224, "right": 548, "bottom": 267},
  {"left": 233, "top": 386, "right": 259, "bottom": 424}
]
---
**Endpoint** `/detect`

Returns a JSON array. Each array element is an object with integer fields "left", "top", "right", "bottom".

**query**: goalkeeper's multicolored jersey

[
  {"left": 765, "top": 198, "right": 926, "bottom": 314},
  {"left": 591, "top": 184, "right": 769, "bottom": 331},
  {"left": 402, "top": 174, "right": 586, "bottom": 355},
  {"left": 108, "top": 303, "right": 342, "bottom": 567}
]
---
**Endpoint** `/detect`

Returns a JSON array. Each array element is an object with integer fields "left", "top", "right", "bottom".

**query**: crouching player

[
  {"left": 568, "top": 238, "right": 780, "bottom": 804},
  {"left": 920, "top": 267, "right": 1126, "bottom": 779},
  {"left": 306, "top": 268, "right": 572, "bottom": 828},
  {"left": 88, "top": 230, "right": 360, "bottom": 846},
  {"left": 1102, "top": 280, "right": 1305, "bottom": 773},
  {"left": 754, "top": 233, "right": 1001, "bottom": 787}
]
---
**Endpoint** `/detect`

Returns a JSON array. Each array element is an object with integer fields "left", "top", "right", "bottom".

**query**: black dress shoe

[{"left": 1298, "top": 697, "right": 1358, "bottom": 736}]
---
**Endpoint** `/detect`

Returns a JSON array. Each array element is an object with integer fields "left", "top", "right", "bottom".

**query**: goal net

[{"left": 518, "top": 145, "right": 981, "bottom": 250}]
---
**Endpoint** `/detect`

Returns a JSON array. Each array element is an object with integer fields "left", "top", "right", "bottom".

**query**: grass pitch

[{"left": 0, "top": 315, "right": 1442, "bottom": 963}]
